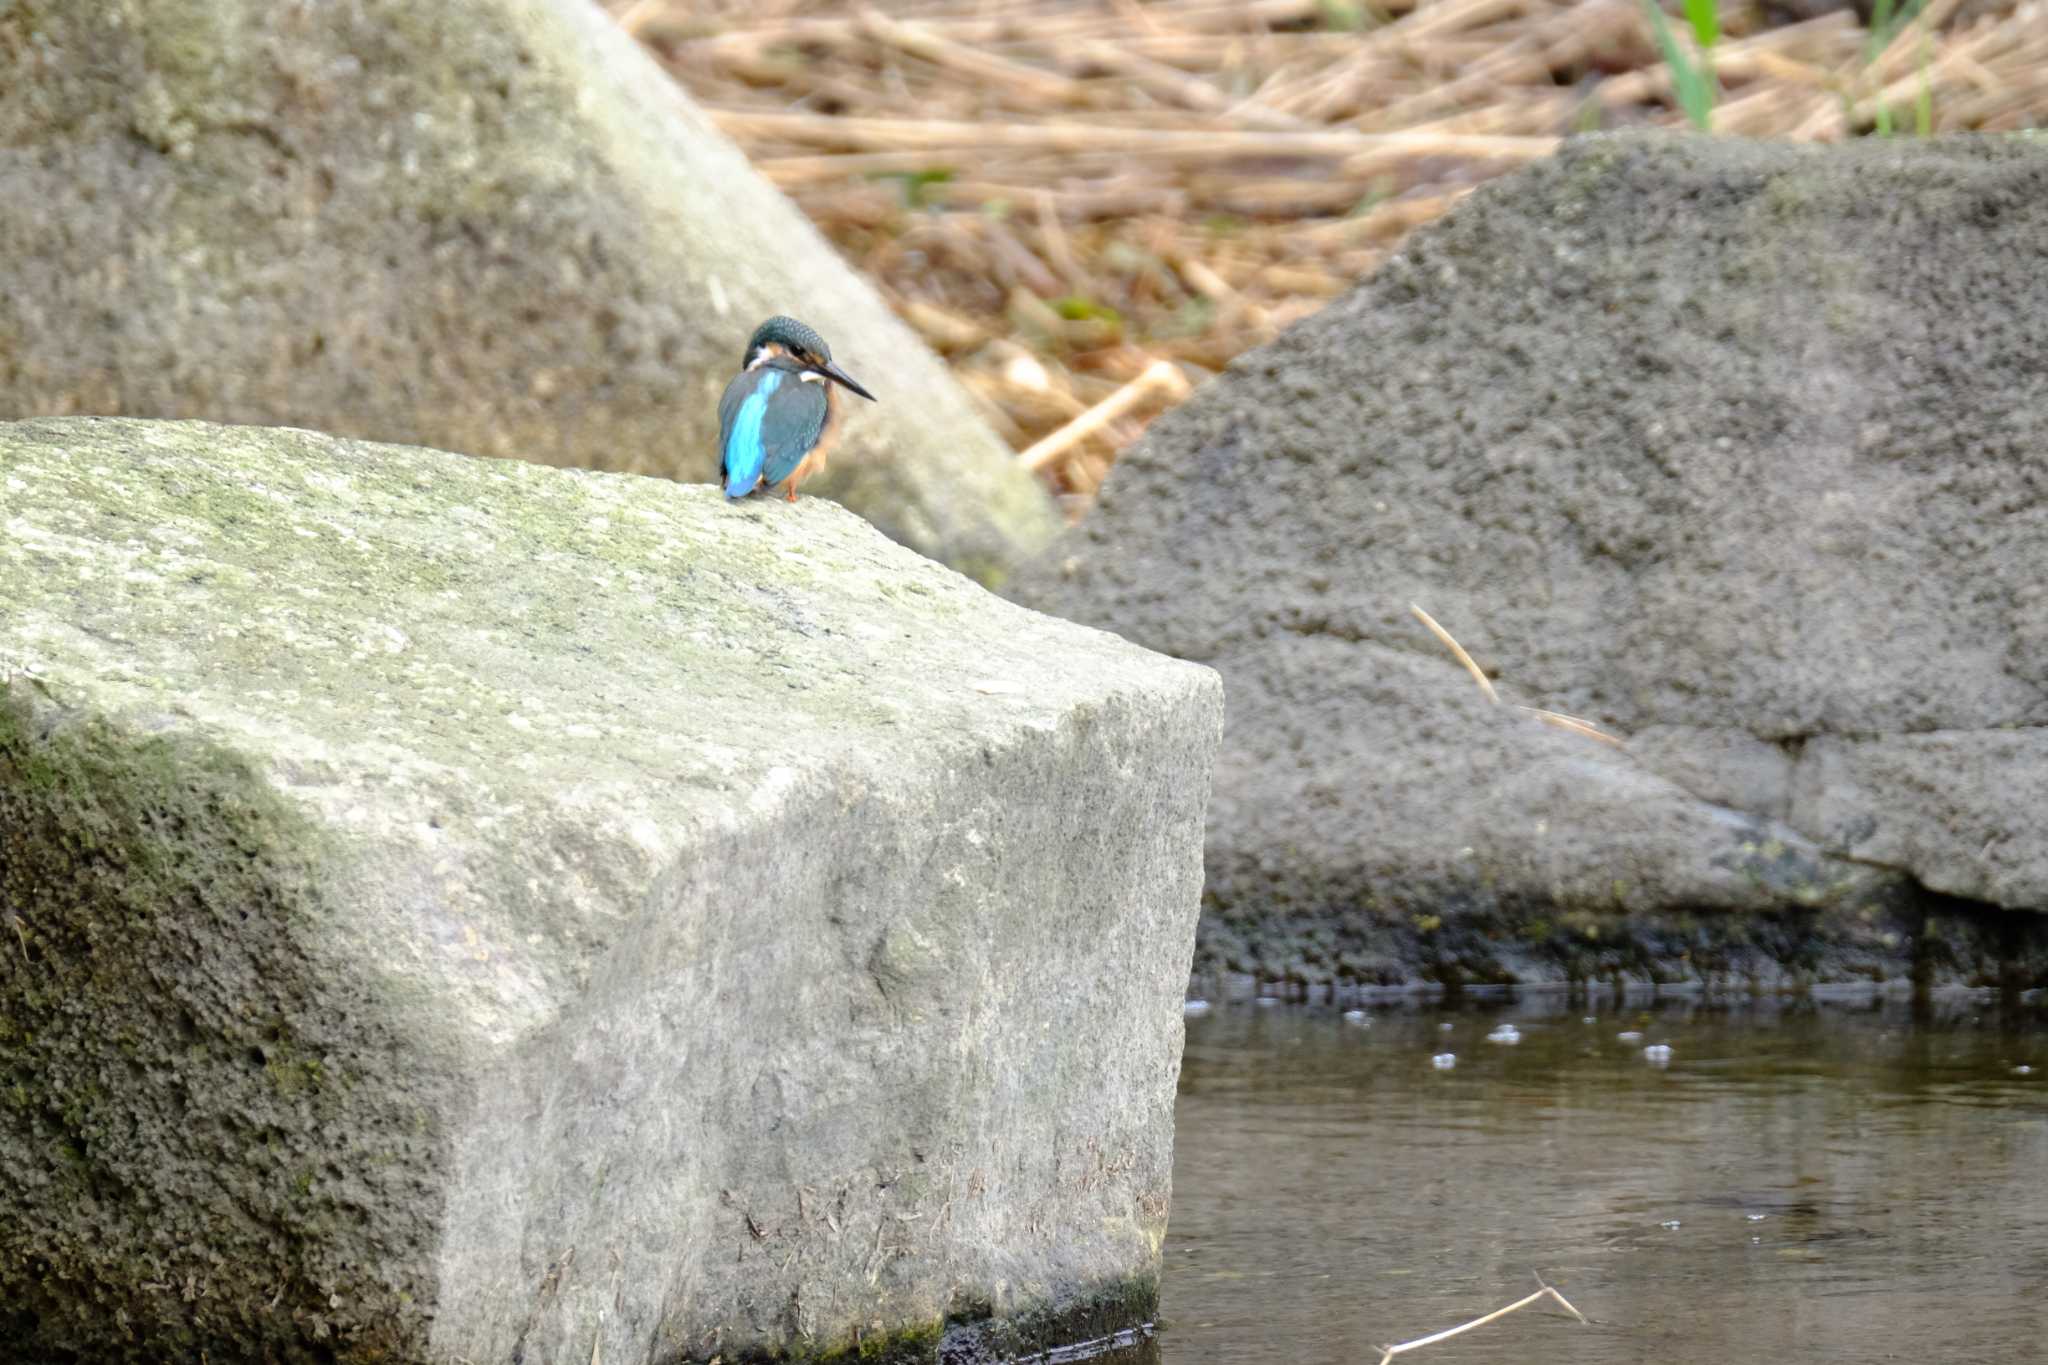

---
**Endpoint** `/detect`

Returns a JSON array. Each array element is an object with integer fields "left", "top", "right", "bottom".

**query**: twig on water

[{"left": 1375, "top": 1276, "right": 1587, "bottom": 1365}]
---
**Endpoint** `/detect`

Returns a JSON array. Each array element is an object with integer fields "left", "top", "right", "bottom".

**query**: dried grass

[
  {"left": 1411, "top": 603, "right": 1625, "bottom": 746},
  {"left": 608, "top": 0, "right": 2045, "bottom": 516},
  {"left": 1375, "top": 1277, "right": 1587, "bottom": 1363}
]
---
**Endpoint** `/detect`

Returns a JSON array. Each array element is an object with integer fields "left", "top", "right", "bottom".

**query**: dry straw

[
  {"left": 1410, "top": 603, "right": 1624, "bottom": 746},
  {"left": 1375, "top": 1276, "right": 1588, "bottom": 1364},
  {"left": 613, "top": 0, "right": 2043, "bottom": 514}
]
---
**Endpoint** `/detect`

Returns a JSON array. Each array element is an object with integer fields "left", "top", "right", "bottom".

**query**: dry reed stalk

[
  {"left": 1711, "top": 83, "right": 1821, "bottom": 136},
  {"left": 1369, "top": 0, "right": 1637, "bottom": 129},
  {"left": 1257, "top": 0, "right": 1525, "bottom": 115},
  {"left": 1593, "top": 10, "right": 1862, "bottom": 109},
  {"left": 1866, "top": 0, "right": 1972, "bottom": 85},
  {"left": 1849, "top": 10, "right": 2038, "bottom": 123},
  {"left": 1411, "top": 604, "right": 1626, "bottom": 747},
  {"left": 1409, "top": 604, "right": 1498, "bottom": 706},
  {"left": 1297, "top": 192, "right": 1471, "bottom": 243},
  {"left": 707, "top": 109, "right": 1561, "bottom": 164},
  {"left": 1064, "top": 38, "right": 1309, "bottom": 127},
  {"left": 622, "top": 0, "right": 2040, "bottom": 511},
  {"left": 1017, "top": 361, "right": 1192, "bottom": 472},
  {"left": 854, "top": 9, "right": 1097, "bottom": 105},
  {"left": 1518, "top": 706, "right": 1628, "bottom": 748},
  {"left": 679, "top": 0, "right": 1333, "bottom": 51}
]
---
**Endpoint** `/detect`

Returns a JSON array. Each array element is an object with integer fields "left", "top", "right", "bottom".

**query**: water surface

[{"left": 1136, "top": 991, "right": 2048, "bottom": 1364}]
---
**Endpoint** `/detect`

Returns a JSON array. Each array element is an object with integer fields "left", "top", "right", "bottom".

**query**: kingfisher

[{"left": 718, "top": 316, "right": 877, "bottom": 502}]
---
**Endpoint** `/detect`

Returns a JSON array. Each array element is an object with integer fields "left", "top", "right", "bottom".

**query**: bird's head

[{"left": 741, "top": 315, "right": 877, "bottom": 402}]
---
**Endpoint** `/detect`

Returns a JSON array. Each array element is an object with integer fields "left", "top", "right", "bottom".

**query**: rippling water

[{"left": 1120, "top": 990, "right": 2048, "bottom": 1365}]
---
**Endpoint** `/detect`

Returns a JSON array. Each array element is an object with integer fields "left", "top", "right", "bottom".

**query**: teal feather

[{"left": 720, "top": 368, "right": 782, "bottom": 497}]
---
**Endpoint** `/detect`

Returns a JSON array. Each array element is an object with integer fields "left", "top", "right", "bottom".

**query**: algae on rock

[{"left": 0, "top": 416, "right": 1221, "bottom": 1363}]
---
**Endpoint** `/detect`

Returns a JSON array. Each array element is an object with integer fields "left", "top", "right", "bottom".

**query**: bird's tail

[{"left": 721, "top": 378, "right": 775, "bottom": 498}]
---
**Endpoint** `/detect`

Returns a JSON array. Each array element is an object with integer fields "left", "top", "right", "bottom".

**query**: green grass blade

[
  {"left": 1642, "top": 1, "right": 1714, "bottom": 131},
  {"left": 1682, "top": 0, "right": 1720, "bottom": 49},
  {"left": 1865, "top": 0, "right": 1928, "bottom": 62}
]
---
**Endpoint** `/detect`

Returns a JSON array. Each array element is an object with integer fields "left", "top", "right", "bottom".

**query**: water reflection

[{"left": 1137, "top": 991, "right": 2048, "bottom": 1365}]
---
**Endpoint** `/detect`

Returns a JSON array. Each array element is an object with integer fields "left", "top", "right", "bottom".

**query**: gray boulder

[
  {"left": 0, "top": 417, "right": 1220, "bottom": 1362},
  {"left": 0, "top": 0, "right": 1060, "bottom": 584},
  {"left": 1013, "top": 133, "right": 2048, "bottom": 988}
]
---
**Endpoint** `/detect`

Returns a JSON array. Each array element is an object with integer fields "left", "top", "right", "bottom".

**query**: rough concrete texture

[
  {"left": 0, "top": 0, "right": 1060, "bottom": 585},
  {"left": 1012, "top": 133, "right": 2048, "bottom": 989},
  {"left": 0, "top": 417, "right": 1220, "bottom": 1362}
]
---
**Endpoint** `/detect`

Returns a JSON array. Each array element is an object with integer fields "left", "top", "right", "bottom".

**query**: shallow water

[{"left": 1119, "top": 990, "right": 2048, "bottom": 1365}]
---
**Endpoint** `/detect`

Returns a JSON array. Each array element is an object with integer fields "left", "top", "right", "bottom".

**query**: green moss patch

[{"left": 0, "top": 686, "right": 444, "bottom": 1361}]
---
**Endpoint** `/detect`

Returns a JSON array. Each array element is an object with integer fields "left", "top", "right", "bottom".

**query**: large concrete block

[
  {"left": 0, "top": 417, "right": 1220, "bottom": 1362},
  {"left": 0, "top": 0, "right": 1061, "bottom": 583}
]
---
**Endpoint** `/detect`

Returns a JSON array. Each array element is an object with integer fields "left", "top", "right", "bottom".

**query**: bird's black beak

[{"left": 816, "top": 359, "right": 877, "bottom": 402}]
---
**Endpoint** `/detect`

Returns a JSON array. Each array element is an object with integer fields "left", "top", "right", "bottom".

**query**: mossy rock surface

[
  {"left": 0, "top": 0, "right": 1060, "bottom": 585},
  {"left": 0, "top": 416, "right": 1220, "bottom": 1362}
]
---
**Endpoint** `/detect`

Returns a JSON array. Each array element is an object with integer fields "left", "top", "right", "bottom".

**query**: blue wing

[
  {"left": 759, "top": 378, "right": 829, "bottom": 487},
  {"left": 719, "top": 367, "right": 782, "bottom": 498}
]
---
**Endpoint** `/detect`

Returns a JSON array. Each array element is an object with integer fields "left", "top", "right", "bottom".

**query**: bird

[{"left": 718, "top": 316, "right": 877, "bottom": 502}]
